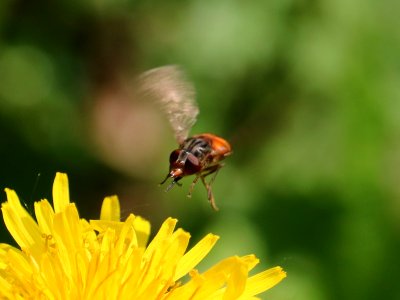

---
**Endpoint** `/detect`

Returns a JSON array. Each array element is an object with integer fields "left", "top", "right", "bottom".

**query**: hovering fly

[{"left": 137, "top": 65, "right": 232, "bottom": 210}]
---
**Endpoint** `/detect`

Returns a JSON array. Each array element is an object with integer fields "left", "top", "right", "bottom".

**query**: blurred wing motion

[{"left": 136, "top": 65, "right": 199, "bottom": 144}]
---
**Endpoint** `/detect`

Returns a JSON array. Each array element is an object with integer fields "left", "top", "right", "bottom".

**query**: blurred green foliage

[{"left": 1, "top": 0, "right": 400, "bottom": 299}]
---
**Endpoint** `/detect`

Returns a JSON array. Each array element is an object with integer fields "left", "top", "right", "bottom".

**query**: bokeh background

[{"left": 1, "top": 0, "right": 399, "bottom": 299}]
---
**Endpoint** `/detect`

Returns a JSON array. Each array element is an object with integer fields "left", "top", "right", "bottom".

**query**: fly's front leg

[{"left": 187, "top": 175, "right": 200, "bottom": 198}]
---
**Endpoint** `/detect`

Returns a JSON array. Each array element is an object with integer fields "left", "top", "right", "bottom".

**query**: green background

[{"left": 1, "top": 0, "right": 399, "bottom": 299}]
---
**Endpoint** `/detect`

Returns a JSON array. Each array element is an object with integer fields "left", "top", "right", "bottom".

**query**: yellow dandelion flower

[{"left": 0, "top": 173, "right": 286, "bottom": 299}]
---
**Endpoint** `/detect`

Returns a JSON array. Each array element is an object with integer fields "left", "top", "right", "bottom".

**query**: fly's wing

[{"left": 136, "top": 65, "right": 199, "bottom": 145}]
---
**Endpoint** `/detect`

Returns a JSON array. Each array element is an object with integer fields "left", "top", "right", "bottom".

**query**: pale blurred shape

[{"left": 89, "top": 82, "right": 171, "bottom": 178}]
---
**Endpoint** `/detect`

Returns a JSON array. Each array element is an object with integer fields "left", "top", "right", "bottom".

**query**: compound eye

[
  {"left": 184, "top": 153, "right": 201, "bottom": 175},
  {"left": 169, "top": 150, "right": 181, "bottom": 164}
]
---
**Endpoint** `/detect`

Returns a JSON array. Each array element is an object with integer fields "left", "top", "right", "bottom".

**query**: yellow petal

[
  {"left": 223, "top": 258, "right": 248, "bottom": 299},
  {"left": 34, "top": 200, "right": 55, "bottom": 234},
  {"left": 90, "top": 214, "right": 151, "bottom": 249},
  {"left": 115, "top": 214, "right": 138, "bottom": 253},
  {"left": 52, "top": 204, "right": 81, "bottom": 253},
  {"left": 170, "top": 257, "right": 242, "bottom": 300},
  {"left": 2, "top": 189, "right": 43, "bottom": 257},
  {"left": 52, "top": 172, "right": 70, "bottom": 213},
  {"left": 239, "top": 266, "right": 287, "bottom": 298},
  {"left": 200, "top": 257, "right": 243, "bottom": 298},
  {"left": 149, "top": 228, "right": 190, "bottom": 281},
  {"left": 0, "top": 275, "right": 12, "bottom": 297},
  {"left": 132, "top": 215, "right": 151, "bottom": 248},
  {"left": 100, "top": 196, "right": 120, "bottom": 221},
  {"left": 143, "top": 217, "right": 177, "bottom": 259},
  {"left": 90, "top": 219, "right": 123, "bottom": 234},
  {"left": 174, "top": 233, "right": 219, "bottom": 281},
  {"left": 39, "top": 253, "right": 63, "bottom": 299},
  {"left": 166, "top": 269, "right": 205, "bottom": 299},
  {"left": 239, "top": 254, "right": 259, "bottom": 272},
  {"left": 7, "top": 248, "right": 34, "bottom": 282}
]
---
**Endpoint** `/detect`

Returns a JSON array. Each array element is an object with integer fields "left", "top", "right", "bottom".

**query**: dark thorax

[{"left": 181, "top": 137, "right": 212, "bottom": 165}]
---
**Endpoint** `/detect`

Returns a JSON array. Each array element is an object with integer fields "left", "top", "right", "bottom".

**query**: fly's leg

[
  {"left": 200, "top": 176, "right": 218, "bottom": 211},
  {"left": 200, "top": 164, "right": 223, "bottom": 211},
  {"left": 207, "top": 164, "right": 222, "bottom": 186},
  {"left": 187, "top": 175, "right": 200, "bottom": 198},
  {"left": 187, "top": 164, "right": 221, "bottom": 199}
]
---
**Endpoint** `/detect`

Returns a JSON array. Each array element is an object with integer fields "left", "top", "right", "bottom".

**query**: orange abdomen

[{"left": 192, "top": 133, "right": 232, "bottom": 157}]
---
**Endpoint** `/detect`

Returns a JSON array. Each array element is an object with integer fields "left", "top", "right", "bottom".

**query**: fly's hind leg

[
  {"left": 200, "top": 164, "right": 223, "bottom": 211},
  {"left": 200, "top": 176, "right": 217, "bottom": 211}
]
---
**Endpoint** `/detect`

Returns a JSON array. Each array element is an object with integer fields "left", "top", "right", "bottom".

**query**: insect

[{"left": 137, "top": 65, "right": 232, "bottom": 210}]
